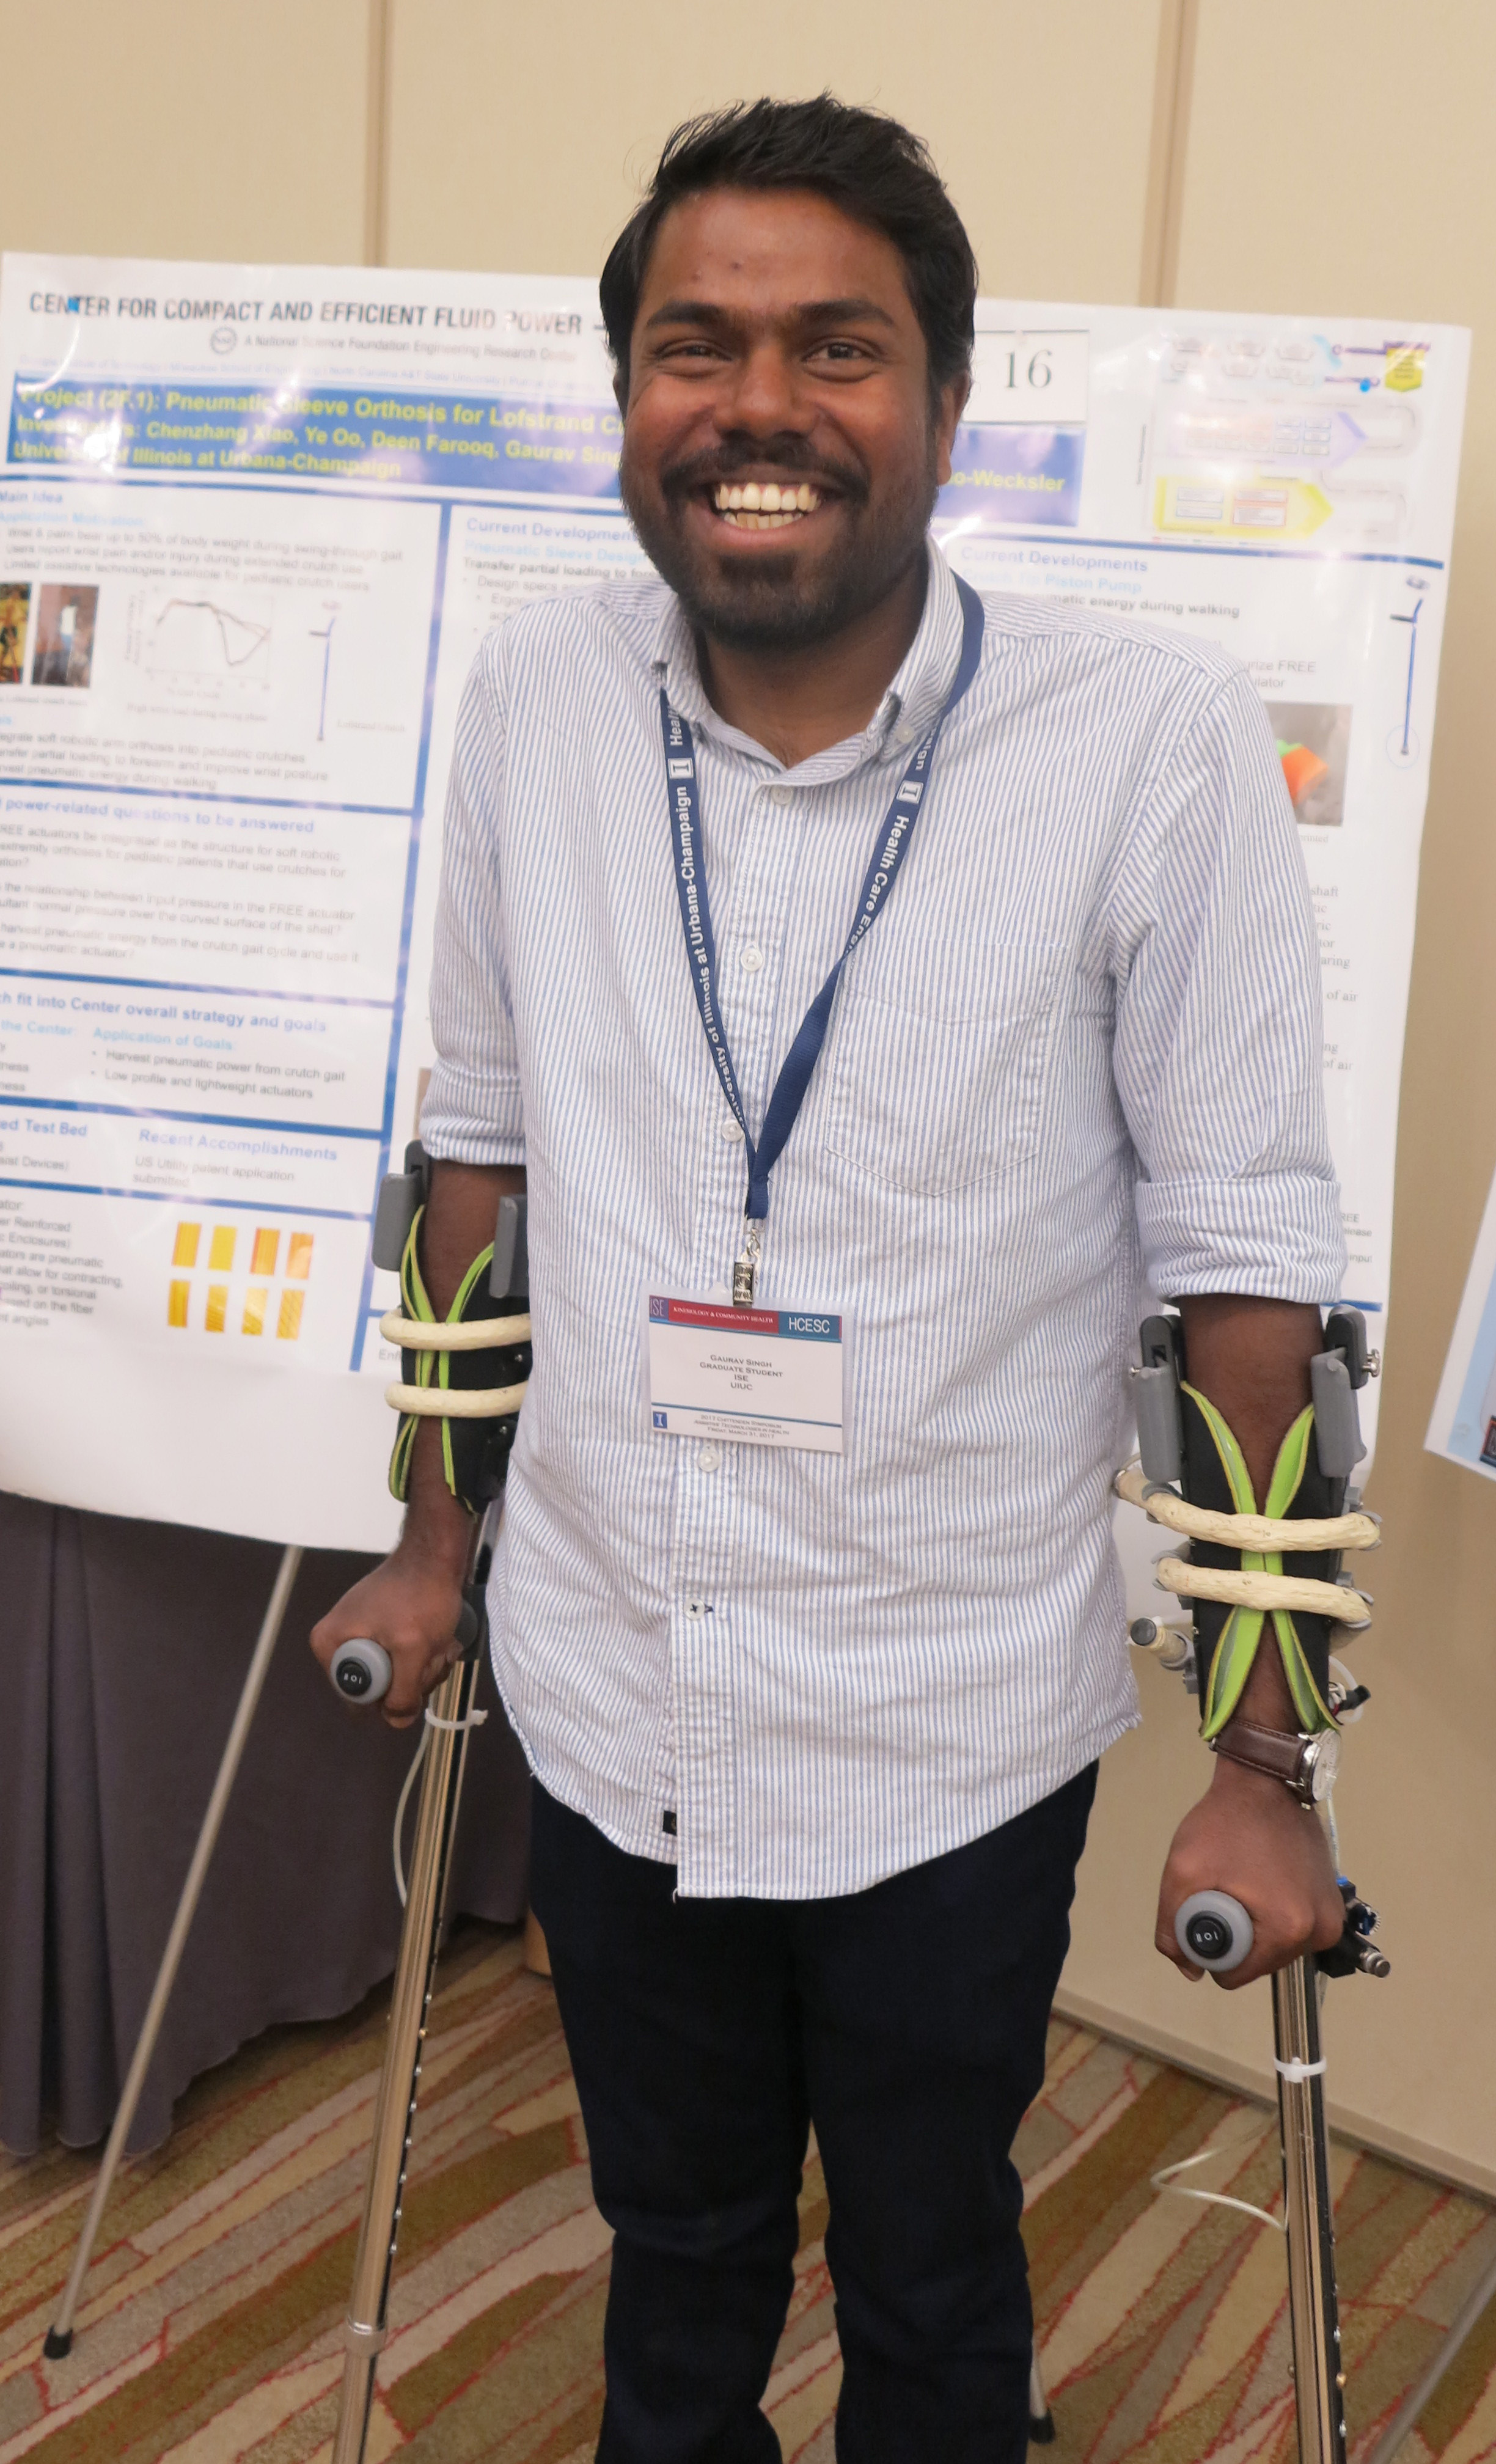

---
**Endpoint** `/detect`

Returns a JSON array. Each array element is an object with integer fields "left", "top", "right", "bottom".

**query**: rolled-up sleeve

[
  {"left": 419, "top": 640, "right": 524, "bottom": 1167},
  {"left": 1110, "top": 667, "right": 1346, "bottom": 1303}
]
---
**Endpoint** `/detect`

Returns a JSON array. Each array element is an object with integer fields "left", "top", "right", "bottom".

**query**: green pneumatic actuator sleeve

[
  {"left": 1178, "top": 1383, "right": 1340, "bottom": 1738},
  {"left": 387, "top": 1208, "right": 532, "bottom": 1517}
]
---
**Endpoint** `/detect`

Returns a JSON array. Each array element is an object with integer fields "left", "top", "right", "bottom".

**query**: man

[{"left": 314, "top": 96, "right": 1348, "bottom": 2463}]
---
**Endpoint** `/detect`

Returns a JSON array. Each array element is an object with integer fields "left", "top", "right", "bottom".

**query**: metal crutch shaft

[
  {"left": 45, "top": 1541, "right": 304, "bottom": 2359},
  {"left": 331, "top": 1647, "right": 482, "bottom": 2464},
  {"left": 1274, "top": 1956, "right": 1346, "bottom": 2464}
]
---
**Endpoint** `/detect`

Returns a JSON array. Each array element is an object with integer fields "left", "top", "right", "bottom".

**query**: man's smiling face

[{"left": 618, "top": 186, "right": 966, "bottom": 654}]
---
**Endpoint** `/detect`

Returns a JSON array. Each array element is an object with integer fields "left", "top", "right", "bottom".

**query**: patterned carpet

[{"left": 2, "top": 1921, "right": 1494, "bottom": 2463}]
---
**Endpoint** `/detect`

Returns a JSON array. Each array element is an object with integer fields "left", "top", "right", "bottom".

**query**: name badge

[{"left": 646, "top": 1294, "right": 848, "bottom": 1454}]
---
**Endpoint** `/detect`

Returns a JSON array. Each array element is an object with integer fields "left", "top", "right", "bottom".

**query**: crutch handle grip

[
  {"left": 329, "top": 1637, "right": 393, "bottom": 1704},
  {"left": 1176, "top": 1890, "right": 1254, "bottom": 1972}
]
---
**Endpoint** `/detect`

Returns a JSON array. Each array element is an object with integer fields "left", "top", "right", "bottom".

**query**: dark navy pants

[{"left": 529, "top": 1764, "right": 1096, "bottom": 2464}]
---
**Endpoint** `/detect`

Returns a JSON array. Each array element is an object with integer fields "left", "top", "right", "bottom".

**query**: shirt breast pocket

[{"left": 823, "top": 944, "right": 1066, "bottom": 1198}]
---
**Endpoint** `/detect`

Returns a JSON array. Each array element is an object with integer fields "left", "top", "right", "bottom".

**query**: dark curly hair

[{"left": 600, "top": 96, "right": 977, "bottom": 411}]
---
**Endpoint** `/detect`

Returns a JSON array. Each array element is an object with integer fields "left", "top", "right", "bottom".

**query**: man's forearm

[{"left": 397, "top": 1156, "right": 527, "bottom": 1575}]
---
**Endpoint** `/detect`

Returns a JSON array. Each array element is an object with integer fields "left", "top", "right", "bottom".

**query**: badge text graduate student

[{"left": 315, "top": 98, "right": 1349, "bottom": 2461}]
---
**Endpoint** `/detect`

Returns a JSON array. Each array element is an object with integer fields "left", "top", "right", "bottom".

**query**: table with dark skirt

[{"left": 0, "top": 1491, "right": 531, "bottom": 2157}]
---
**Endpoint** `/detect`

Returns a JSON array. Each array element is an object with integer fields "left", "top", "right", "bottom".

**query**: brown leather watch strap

[{"left": 1211, "top": 1718, "right": 1308, "bottom": 1792}]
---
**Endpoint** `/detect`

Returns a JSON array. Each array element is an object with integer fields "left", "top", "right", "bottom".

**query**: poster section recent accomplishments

[{"left": 0, "top": 262, "right": 1467, "bottom": 1550}]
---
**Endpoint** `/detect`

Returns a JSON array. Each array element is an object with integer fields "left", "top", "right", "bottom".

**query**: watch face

[{"left": 1307, "top": 1730, "right": 1341, "bottom": 1802}]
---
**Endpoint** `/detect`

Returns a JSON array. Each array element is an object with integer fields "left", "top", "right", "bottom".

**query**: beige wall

[
  {"left": 0, "top": 2, "right": 375, "bottom": 265},
  {"left": 381, "top": 0, "right": 1165, "bottom": 306},
  {"left": 1060, "top": 0, "right": 1496, "bottom": 2199},
  {"left": 4, "top": 0, "right": 1494, "bottom": 2183}
]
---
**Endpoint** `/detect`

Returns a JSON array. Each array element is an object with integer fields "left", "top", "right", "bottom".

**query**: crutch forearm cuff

[{"left": 1120, "top": 1382, "right": 1369, "bottom": 1738}]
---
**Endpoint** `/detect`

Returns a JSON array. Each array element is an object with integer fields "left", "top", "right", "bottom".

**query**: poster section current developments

[{"left": 0, "top": 263, "right": 1468, "bottom": 1549}]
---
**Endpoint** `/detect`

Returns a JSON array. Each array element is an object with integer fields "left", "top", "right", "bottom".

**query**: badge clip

[{"left": 732, "top": 1223, "right": 762, "bottom": 1310}]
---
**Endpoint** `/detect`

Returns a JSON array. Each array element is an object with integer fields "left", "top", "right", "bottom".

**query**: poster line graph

[{"left": 151, "top": 596, "right": 271, "bottom": 671}]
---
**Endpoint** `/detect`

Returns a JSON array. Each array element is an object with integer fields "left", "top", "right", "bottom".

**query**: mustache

[{"left": 656, "top": 441, "right": 870, "bottom": 505}]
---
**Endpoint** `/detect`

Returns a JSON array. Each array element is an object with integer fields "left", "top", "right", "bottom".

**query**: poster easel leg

[
  {"left": 1366, "top": 2245, "right": 1496, "bottom": 2464},
  {"left": 43, "top": 1541, "right": 304, "bottom": 2360}
]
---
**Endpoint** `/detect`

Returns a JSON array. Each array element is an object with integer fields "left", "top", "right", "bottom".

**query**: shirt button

[
  {"left": 740, "top": 944, "right": 765, "bottom": 973},
  {"left": 719, "top": 1115, "right": 744, "bottom": 1142},
  {"left": 696, "top": 1445, "right": 722, "bottom": 1472},
  {"left": 684, "top": 1597, "right": 708, "bottom": 1619},
  {"left": 769, "top": 786, "right": 792, "bottom": 806}
]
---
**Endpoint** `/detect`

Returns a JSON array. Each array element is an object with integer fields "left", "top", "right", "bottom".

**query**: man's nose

[{"left": 714, "top": 343, "right": 815, "bottom": 437}]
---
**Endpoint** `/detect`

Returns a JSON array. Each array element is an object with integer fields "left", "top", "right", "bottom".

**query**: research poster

[{"left": 0, "top": 258, "right": 1468, "bottom": 1549}]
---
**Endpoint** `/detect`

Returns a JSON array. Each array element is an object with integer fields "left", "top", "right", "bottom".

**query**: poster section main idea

[{"left": 0, "top": 255, "right": 1470, "bottom": 1550}]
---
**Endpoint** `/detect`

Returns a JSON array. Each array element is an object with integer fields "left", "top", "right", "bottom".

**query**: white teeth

[
  {"left": 721, "top": 508, "right": 801, "bottom": 529},
  {"left": 712, "top": 480, "right": 821, "bottom": 525}
]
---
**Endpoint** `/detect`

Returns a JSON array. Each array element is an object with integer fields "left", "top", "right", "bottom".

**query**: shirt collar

[{"left": 649, "top": 535, "right": 966, "bottom": 777}]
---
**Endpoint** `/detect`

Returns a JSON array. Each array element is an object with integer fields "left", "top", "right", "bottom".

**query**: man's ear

[{"left": 933, "top": 372, "right": 971, "bottom": 488}]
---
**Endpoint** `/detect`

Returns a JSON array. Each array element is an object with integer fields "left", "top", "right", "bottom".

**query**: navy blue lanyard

[{"left": 663, "top": 574, "right": 985, "bottom": 1223}]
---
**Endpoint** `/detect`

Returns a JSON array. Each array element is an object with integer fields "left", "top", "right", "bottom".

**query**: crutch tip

[
  {"left": 43, "top": 2326, "right": 73, "bottom": 2360},
  {"left": 1028, "top": 2410, "right": 1056, "bottom": 2443}
]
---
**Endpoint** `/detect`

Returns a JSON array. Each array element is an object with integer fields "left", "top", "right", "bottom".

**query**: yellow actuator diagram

[
  {"left": 1153, "top": 474, "right": 1332, "bottom": 539},
  {"left": 167, "top": 1220, "right": 313, "bottom": 1337}
]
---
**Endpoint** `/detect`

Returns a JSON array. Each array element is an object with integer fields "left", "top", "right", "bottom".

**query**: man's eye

[{"left": 813, "top": 342, "right": 870, "bottom": 366}]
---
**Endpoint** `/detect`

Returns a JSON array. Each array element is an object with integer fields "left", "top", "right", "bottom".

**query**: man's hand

[
  {"left": 310, "top": 1533, "right": 469, "bottom": 1728},
  {"left": 1157, "top": 1755, "right": 1345, "bottom": 1987}
]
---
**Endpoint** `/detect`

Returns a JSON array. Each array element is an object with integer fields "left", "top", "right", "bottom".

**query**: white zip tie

[
  {"left": 424, "top": 1704, "right": 490, "bottom": 1733},
  {"left": 1274, "top": 2056, "right": 1327, "bottom": 2083}
]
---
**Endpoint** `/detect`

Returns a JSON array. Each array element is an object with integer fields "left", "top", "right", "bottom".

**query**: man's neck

[{"left": 695, "top": 553, "right": 928, "bottom": 769}]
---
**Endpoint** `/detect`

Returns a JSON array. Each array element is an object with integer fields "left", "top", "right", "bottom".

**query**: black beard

[{"left": 620, "top": 441, "right": 939, "bottom": 655}]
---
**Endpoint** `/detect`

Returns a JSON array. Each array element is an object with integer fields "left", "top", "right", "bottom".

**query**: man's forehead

[{"left": 640, "top": 188, "right": 914, "bottom": 319}]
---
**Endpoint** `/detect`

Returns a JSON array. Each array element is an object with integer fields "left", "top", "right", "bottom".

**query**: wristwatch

[{"left": 1211, "top": 1717, "right": 1341, "bottom": 1806}]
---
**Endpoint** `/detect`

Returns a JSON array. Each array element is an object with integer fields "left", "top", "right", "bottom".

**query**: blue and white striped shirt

[{"left": 422, "top": 539, "right": 1345, "bottom": 1899}]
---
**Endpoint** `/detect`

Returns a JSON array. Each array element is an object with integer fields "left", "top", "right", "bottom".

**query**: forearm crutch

[
  {"left": 1121, "top": 1308, "right": 1390, "bottom": 2464},
  {"left": 329, "top": 1564, "right": 490, "bottom": 2463},
  {"left": 323, "top": 1158, "right": 530, "bottom": 2464}
]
